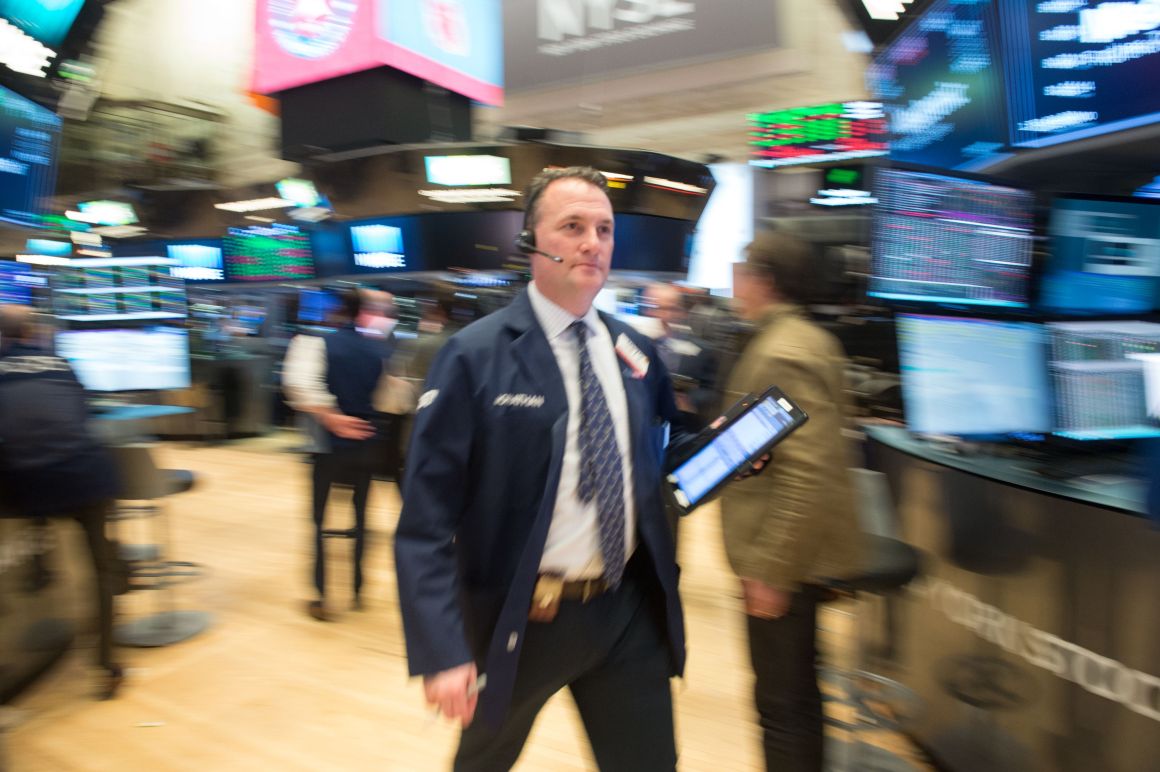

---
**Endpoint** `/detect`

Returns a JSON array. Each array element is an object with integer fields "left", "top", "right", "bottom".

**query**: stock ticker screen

[
  {"left": 0, "top": 84, "right": 61, "bottom": 227},
  {"left": 1040, "top": 197, "right": 1160, "bottom": 313},
  {"left": 869, "top": 168, "right": 1035, "bottom": 308},
  {"left": 869, "top": 0, "right": 1009, "bottom": 170},
  {"left": 1001, "top": 0, "right": 1160, "bottom": 147},
  {"left": 223, "top": 224, "right": 315, "bottom": 282},
  {"left": 1048, "top": 321, "right": 1160, "bottom": 440},
  {"left": 898, "top": 314, "right": 1054, "bottom": 436},
  {"left": 748, "top": 101, "right": 888, "bottom": 168}
]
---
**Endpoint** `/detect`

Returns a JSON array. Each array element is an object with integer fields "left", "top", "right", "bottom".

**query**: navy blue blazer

[{"left": 395, "top": 289, "right": 690, "bottom": 727}]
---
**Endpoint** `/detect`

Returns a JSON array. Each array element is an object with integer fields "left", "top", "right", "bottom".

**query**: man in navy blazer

[{"left": 395, "top": 167, "right": 693, "bottom": 770}]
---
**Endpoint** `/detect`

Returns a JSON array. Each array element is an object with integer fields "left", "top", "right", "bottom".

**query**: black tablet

[{"left": 666, "top": 386, "right": 808, "bottom": 514}]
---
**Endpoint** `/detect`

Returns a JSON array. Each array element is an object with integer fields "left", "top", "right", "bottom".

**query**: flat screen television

[
  {"left": 1048, "top": 321, "right": 1160, "bottom": 441},
  {"left": 223, "top": 223, "right": 314, "bottom": 282},
  {"left": 54, "top": 326, "right": 191, "bottom": 392},
  {"left": 1000, "top": 0, "right": 1160, "bottom": 148},
  {"left": 166, "top": 241, "right": 225, "bottom": 282},
  {"left": 298, "top": 288, "right": 340, "bottom": 323},
  {"left": 869, "top": 167, "right": 1036, "bottom": 308},
  {"left": 0, "top": 260, "right": 46, "bottom": 304},
  {"left": 897, "top": 314, "right": 1053, "bottom": 437},
  {"left": 0, "top": 0, "right": 86, "bottom": 47},
  {"left": 0, "top": 83, "right": 61, "bottom": 227},
  {"left": 1039, "top": 196, "right": 1160, "bottom": 315},
  {"left": 867, "top": 0, "right": 1008, "bottom": 170},
  {"left": 52, "top": 257, "right": 186, "bottom": 322}
]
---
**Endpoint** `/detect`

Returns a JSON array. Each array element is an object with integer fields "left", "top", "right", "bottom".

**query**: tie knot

[{"left": 570, "top": 320, "right": 589, "bottom": 345}]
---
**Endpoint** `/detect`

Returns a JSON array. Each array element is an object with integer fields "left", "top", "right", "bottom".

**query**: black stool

[
  {"left": 822, "top": 471, "right": 925, "bottom": 772},
  {"left": 109, "top": 444, "right": 211, "bottom": 647}
]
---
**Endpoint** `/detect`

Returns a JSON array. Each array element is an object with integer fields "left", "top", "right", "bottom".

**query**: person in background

[
  {"left": 390, "top": 292, "right": 457, "bottom": 474},
  {"left": 641, "top": 282, "right": 719, "bottom": 432},
  {"left": 0, "top": 305, "right": 124, "bottom": 699},
  {"left": 395, "top": 166, "right": 695, "bottom": 771},
  {"left": 283, "top": 288, "right": 395, "bottom": 620},
  {"left": 722, "top": 230, "right": 864, "bottom": 771}
]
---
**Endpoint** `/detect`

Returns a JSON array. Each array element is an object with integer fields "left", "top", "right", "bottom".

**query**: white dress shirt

[{"left": 528, "top": 282, "right": 636, "bottom": 579}]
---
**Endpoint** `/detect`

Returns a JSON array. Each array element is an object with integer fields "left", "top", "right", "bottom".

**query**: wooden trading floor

[{"left": 5, "top": 433, "right": 932, "bottom": 771}]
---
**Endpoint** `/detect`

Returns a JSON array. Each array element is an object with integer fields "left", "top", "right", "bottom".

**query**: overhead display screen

[
  {"left": 869, "top": 168, "right": 1035, "bottom": 308},
  {"left": 224, "top": 223, "right": 314, "bottom": 282},
  {"left": 1000, "top": 0, "right": 1160, "bottom": 147},
  {"left": 0, "top": 260, "right": 45, "bottom": 304},
  {"left": 0, "top": 0, "right": 86, "bottom": 47},
  {"left": 52, "top": 257, "right": 187, "bottom": 322},
  {"left": 748, "top": 101, "right": 888, "bottom": 168},
  {"left": 1040, "top": 196, "right": 1160, "bottom": 314},
  {"left": 868, "top": 0, "right": 1009, "bottom": 170},
  {"left": 253, "top": 0, "right": 503, "bottom": 105},
  {"left": 0, "top": 83, "right": 61, "bottom": 227}
]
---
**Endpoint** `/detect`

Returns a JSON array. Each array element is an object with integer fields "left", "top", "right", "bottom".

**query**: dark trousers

[
  {"left": 310, "top": 449, "right": 372, "bottom": 599},
  {"left": 746, "top": 588, "right": 823, "bottom": 772},
  {"left": 68, "top": 502, "right": 117, "bottom": 670},
  {"left": 455, "top": 566, "right": 676, "bottom": 772}
]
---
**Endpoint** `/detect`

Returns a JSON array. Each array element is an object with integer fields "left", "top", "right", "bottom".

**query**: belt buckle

[{"left": 581, "top": 578, "right": 597, "bottom": 603}]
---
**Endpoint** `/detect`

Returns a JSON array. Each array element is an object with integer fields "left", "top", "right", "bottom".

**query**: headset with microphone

[{"left": 514, "top": 229, "right": 563, "bottom": 263}]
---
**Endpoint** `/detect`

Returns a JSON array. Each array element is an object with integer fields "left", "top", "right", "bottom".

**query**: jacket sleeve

[
  {"left": 394, "top": 337, "right": 477, "bottom": 676},
  {"left": 731, "top": 351, "right": 835, "bottom": 590}
]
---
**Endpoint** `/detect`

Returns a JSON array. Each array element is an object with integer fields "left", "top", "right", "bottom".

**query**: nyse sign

[
  {"left": 538, "top": 0, "right": 695, "bottom": 42},
  {"left": 506, "top": 0, "right": 778, "bottom": 91}
]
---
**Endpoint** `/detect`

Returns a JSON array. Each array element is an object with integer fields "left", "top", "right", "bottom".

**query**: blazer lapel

[{"left": 507, "top": 291, "right": 568, "bottom": 419}]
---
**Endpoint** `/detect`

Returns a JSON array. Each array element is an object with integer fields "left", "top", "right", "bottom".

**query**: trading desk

[{"left": 866, "top": 426, "right": 1159, "bottom": 772}]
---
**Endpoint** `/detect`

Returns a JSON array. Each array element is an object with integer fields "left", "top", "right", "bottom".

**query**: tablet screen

[{"left": 671, "top": 396, "right": 800, "bottom": 507}]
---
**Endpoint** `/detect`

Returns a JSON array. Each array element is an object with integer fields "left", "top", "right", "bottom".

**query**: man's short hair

[
  {"left": 744, "top": 229, "right": 816, "bottom": 305},
  {"left": 522, "top": 166, "right": 610, "bottom": 230},
  {"left": 336, "top": 288, "right": 363, "bottom": 321},
  {"left": 0, "top": 305, "right": 33, "bottom": 344}
]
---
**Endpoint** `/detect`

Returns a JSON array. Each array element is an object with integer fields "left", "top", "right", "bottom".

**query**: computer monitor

[
  {"left": 55, "top": 326, "right": 191, "bottom": 393},
  {"left": 1000, "top": 0, "right": 1160, "bottom": 148},
  {"left": 867, "top": 0, "right": 1008, "bottom": 170},
  {"left": 52, "top": 257, "right": 186, "bottom": 322},
  {"left": 298, "top": 289, "right": 339, "bottom": 323},
  {"left": 0, "top": 261, "right": 46, "bottom": 304},
  {"left": 1039, "top": 196, "right": 1160, "bottom": 315},
  {"left": 897, "top": 314, "right": 1053, "bottom": 436},
  {"left": 223, "top": 224, "right": 314, "bottom": 282},
  {"left": 0, "top": 84, "right": 62, "bottom": 227},
  {"left": 1047, "top": 322, "right": 1160, "bottom": 441},
  {"left": 869, "top": 168, "right": 1035, "bottom": 308}
]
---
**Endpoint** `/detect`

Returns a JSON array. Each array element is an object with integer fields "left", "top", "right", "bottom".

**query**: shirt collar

[{"left": 528, "top": 282, "right": 601, "bottom": 341}]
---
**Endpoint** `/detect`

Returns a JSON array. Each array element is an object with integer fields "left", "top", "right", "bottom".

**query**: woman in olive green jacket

[{"left": 722, "top": 230, "right": 863, "bottom": 772}]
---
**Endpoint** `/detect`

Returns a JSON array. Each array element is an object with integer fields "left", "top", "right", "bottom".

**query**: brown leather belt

[{"left": 556, "top": 577, "right": 612, "bottom": 602}]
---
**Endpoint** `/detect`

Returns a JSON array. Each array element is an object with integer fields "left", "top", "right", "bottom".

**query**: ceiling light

[
  {"left": 862, "top": 0, "right": 912, "bottom": 21},
  {"left": 215, "top": 197, "right": 296, "bottom": 213},
  {"left": 418, "top": 188, "right": 522, "bottom": 204},
  {"left": 642, "top": 176, "right": 708, "bottom": 195},
  {"left": 91, "top": 225, "right": 147, "bottom": 238},
  {"left": 16, "top": 254, "right": 70, "bottom": 266}
]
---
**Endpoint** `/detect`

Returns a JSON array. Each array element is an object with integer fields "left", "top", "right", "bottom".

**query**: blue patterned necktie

[{"left": 571, "top": 321, "right": 626, "bottom": 587}]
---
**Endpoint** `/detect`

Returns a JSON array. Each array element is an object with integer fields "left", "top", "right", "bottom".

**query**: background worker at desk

[{"left": 394, "top": 167, "right": 696, "bottom": 771}]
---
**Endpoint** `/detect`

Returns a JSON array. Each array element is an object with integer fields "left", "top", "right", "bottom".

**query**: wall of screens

[
  {"left": 0, "top": 83, "right": 61, "bottom": 226},
  {"left": 869, "top": 0, "right": 1160, "bottom": 168}
]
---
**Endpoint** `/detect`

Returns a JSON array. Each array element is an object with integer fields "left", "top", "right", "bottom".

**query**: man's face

[
  {"left": 530, "top": 178, "right": 614, "bottom": 309},
  {"left": 642, "top": 286, "right": 684, "bottom": 332},
  {"left": 732, "top": 263, "right": 769, "bottom": 322}
]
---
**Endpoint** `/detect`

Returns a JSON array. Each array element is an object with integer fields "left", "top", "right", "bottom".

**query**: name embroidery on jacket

[{"left": 494, "top": 393, "right": 545, "bottom": 409}]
